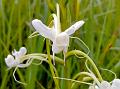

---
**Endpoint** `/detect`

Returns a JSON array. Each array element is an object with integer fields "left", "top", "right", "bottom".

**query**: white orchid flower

[
  {"left": 32, "top": 4, "right": 85, "bottom": 65},
  {"left": 5, "top": 47, "right": 47, "bottom": 85},
  {"left": 5, "top": 47, "right": 32, "bottom": 85},
  {"left": 5, "top": 47, "right": 27, "bottom": 69}
]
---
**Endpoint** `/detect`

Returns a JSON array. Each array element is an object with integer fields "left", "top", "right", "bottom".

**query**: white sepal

[
  {"left": 111, "top": 79, "right": 120, "bottom": 89},
  {"left": 32, "top": 19, "right": 55, "bottom": 41},
  {"left": 52, "top": 14, "right": 58, "bottom": 34},
  {"left": 65, "top": 20, "right": 85, "bottom": 35},
  {"left": 5, "top": 54, "right": 14, "bottom": 68},
  {"left": 19, "top": 47, "right": 27, "bottom": 56}
]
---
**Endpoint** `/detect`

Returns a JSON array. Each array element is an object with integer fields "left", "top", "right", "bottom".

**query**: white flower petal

[
  {"left": 65, "top": 20, "right": 85, "bottom": 35},
  {"left": 19, "top": 47, "right": 27, "bottom": 56},
  {"left": 52, "top": 14, "right": 61, "bottom": 34},
  {"left": 32, "top": 19, "right": 55, "bottom": 41},
  {"left": 52, "top": 14, "right": 58, "bottom": 33},
  {"left": 5, "top": 55, "right": 15, "bottom": 68},
  {"left": 100, "top": 81, "right": 111, "bottom": 89},
  {"left": 111, "top": 79, "right": 120, "bottom": 89},
  {"left": 12, "top": 49, "right": 19, "bottom": 58}
]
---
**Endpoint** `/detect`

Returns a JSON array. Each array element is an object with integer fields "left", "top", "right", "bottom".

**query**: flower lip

[{"left": 54, "top": 32, "right": 69, "bottom": 46}]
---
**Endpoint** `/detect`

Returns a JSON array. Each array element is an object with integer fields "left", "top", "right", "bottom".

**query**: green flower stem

[
  {"left": 72, "top": 72, "right": 101, "bottom": 88},
  {"left": 46, "top": 39, "right": 60, "bottom": 89},
  {"left": 66, "top": 50, "right": 103, "bottom": 82},
  {"left": 1, "top": 71, "right": 8, "bottom": 89}
]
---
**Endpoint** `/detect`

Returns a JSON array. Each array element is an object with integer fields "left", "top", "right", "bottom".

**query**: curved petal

[
  {"left": 5, "top": 55, "right": 15, "bottom": 68},
  {"left": 100, "top": 81, "right": 110, "bottom": 89},
  {"left": 19, "top": 47, "right": 27, "bottom": 56},
  {"left": 111, "top": 79, "right": 120, "bottom": 89},
  {"left": 32, "top": 19, "right": 55, "bottom": 41},
  {"left": 52, "top": 14, "right": 58, "bottom": 32},
  {"left": 52, "top": 14, "right": 61, "bottom": 34},
  {"left": 65, "top": 20, "right": 85, "bottom": 35}
]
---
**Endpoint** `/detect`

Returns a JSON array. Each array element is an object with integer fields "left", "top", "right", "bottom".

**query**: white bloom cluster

[{"left": 5, "top": 47, "right": 27, "bottom": 69}]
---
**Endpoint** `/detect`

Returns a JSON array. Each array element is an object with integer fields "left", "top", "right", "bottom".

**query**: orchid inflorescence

[
  {"left": 4, "top": 3, "right": 119, "bottom": 89},
  {"left": 5, "top": 47, "right": 27, "bottom": 69}
]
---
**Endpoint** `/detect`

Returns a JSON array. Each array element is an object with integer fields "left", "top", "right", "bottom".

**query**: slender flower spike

[{"left": 32, "top": 4, "right": 85, "bottom": 65}]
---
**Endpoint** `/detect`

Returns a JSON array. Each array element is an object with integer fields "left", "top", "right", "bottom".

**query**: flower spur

[{"left": 32, "top": 4, "right": 85, "bottom": 65}]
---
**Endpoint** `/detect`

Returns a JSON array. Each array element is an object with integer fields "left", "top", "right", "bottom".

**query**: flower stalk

[{"left": 46, "top": 39, "right": 60, "bottom": 89}]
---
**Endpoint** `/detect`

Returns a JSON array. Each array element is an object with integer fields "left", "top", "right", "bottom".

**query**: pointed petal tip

[{"left": 78, "top": 20, "right": 85, "bottom": 25}]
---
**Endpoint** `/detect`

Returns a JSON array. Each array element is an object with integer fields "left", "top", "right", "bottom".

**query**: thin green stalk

[
  {"left": 46, "top": 39, "right": 60, "bottom": 89},
  {"left": 1, "top": 71, "right": 8, "bottom": 89},
  {"left": 72, "top": 72, "right": 101, "bottom": 87},
  {"left": 66, "top": 50, "right": 103, "bottom": 82},
  {"left": 96, "top": 16, "right": 106, "bottom": 61}
]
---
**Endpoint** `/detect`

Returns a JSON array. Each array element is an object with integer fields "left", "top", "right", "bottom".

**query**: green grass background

[{"left": 0, "top": 0, "right": 120, "bottom": 89}]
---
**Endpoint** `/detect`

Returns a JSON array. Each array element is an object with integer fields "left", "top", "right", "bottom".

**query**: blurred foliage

[{"left": 0, "top": 0, "right": 120, "bottom": 89}]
